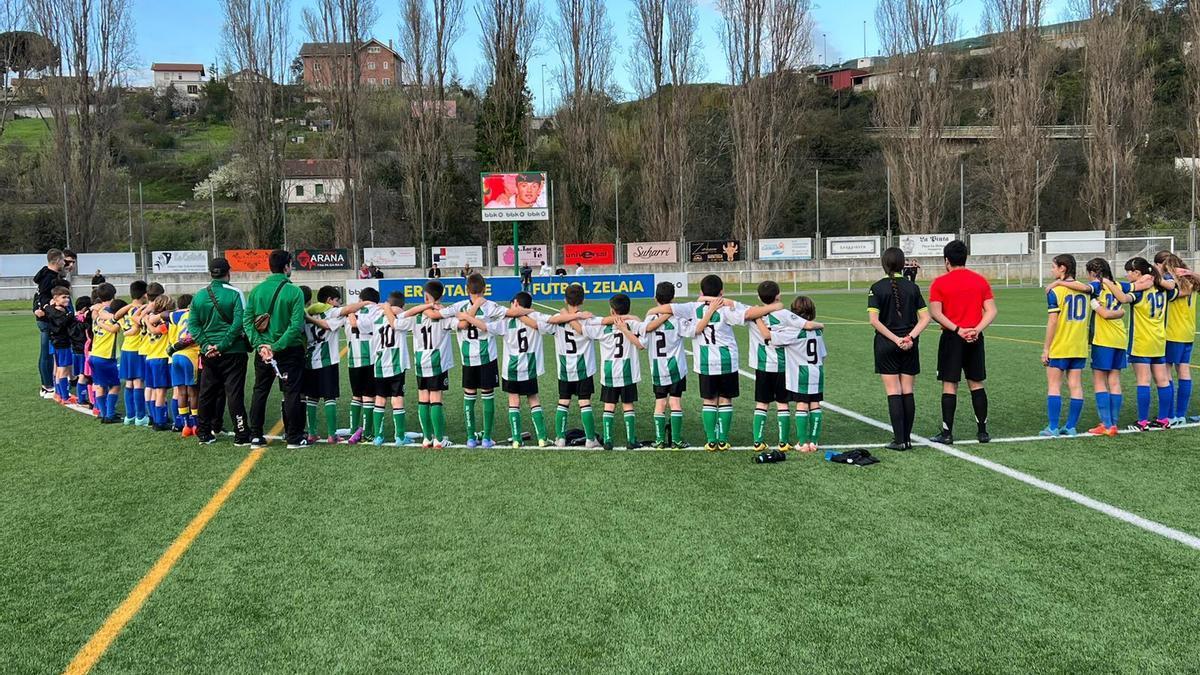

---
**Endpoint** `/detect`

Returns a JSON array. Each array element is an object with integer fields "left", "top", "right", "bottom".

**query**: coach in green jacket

[
  {"left": 190, "top": 257, "right": 251, "bottom": 444},
  {"left": 244, "top": 250, "right": 308, "bottom": 448}
]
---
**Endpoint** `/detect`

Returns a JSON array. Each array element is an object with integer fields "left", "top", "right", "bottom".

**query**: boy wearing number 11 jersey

[{"left": 408, "top": 280, "right": 458, "bottom": 448}]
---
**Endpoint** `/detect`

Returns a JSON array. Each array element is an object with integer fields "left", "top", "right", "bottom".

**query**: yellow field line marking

[{"left": 63, "top": 448, "right": 266, "bottom": 675}]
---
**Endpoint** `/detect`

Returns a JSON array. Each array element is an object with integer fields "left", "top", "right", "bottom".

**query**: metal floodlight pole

[
  {"left": 615, "top": 173, "right": 621, "bottom": 274},
  {"left": 549, "top": 178, "right": 556, "bottom": 267},
  {"left": 282, "top": 185, "right": 289, "bottom": 251},
  {"left": 62, "top": 182, "right": 70, "bottom": 248},
  {"left": 1190, "top": 155, "right": 1197, "bottom": 253},
  {"left": 959, "top": 161, "right": 965, "bottom": 240},
  {"left": 351, "top": 182, "right": 360, "bottom": 269},
  {"left": 127, "top": 183, "right": 134, "bottom": 253},
  {"left": 138, "top": 182, "right": 145, "bottom": 279},
  {"left": 418, "top": 180, "right": 427, "bottom": 270},
  {"left": 368, "top": 184, "right": 375, "bottom": 248},
  {"left": 885, "top": 165, "right": 891, "bottom": 244},
  {"left": 1035, "top": 159, "right": 1040, "bottom": 230},
  {"left": 816, "top": 168, "right": 822, "bottom": 260}
]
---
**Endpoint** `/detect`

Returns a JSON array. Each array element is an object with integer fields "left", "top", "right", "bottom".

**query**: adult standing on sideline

[
  {"left": 927, "top": 240, "right": 997, "bottom": 444},
  {"left": 520, "top": 262, "right": 532, "bottom": 291},
  {"left": 244, "top": 250, "right": 308, "bottom": 448},
  {"left": 91, "top": 270, "right": 106, "bottom": 286},
  {"left": 539, "top": 260, "right": 551, "bottom": 276},
  {"left": 461, "top": 264, "right": 472, "bottom": 278},
  {"left": 867, "top": 247, "right": 931, "bottom": 451},
  {"left": 32, "top": 249, "right": 69, "bottom": 396},
  {"left": 574, "top": 262, "right": 585, "bottom": 276},
  {"left": 903, "top": 258, "right": 921, "bottom": 283},
  {"left": 428, "top": 262, "right": 442, "bottom": 279},
  {"left": 60, "top": 250, "right": 76, "bottom": 283},
  {"left": 189, "top": 257, "right": 251, "bottom": 445}
]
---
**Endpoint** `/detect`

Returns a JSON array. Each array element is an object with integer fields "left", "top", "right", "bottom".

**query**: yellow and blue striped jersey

[
  {"left": 1089, "top": 280, "right": 1130, "bottom": 350},
  {"left": 1047, "top": 285, "right": 1090, "bottom": 359},
  {"left": 1165, "top": 291, "right": 1196, "bottom": 344},
  {"left": 91, "top": 309, "right": 119, "bottom": 360},
  {"left": 1128, "top": 287, "right": 1175, "bottom": 357}
]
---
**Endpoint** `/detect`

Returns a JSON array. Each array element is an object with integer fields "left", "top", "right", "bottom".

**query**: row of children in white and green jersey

[{"left": 293, "top": 273, "right": 827, "bottom": 452}]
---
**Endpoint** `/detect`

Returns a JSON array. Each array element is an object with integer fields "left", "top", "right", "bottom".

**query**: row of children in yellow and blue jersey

[
  {"left": 1042, "top": 250, "right": 1196, "bottom": 436},
  {"left": 52, "top": 280, "right": 203, "bottom": 435}
]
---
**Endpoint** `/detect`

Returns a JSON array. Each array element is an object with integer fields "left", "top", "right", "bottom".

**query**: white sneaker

[
  {"left": 555, "top": 437, "right": 567, "bottom": 447},
  {"left": 432, "top": 439, "right": 444, "bottom": 449},
  {"left": 421, "top": 438, "right": 433, "bottom": 448},
  {"left": 585, "top": 439, "right": 600, "bottom": 448}
]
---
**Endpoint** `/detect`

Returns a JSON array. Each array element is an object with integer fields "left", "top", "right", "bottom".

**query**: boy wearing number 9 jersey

[
  {"left": 768, "top": 296, "right": 826, "bottom": 453},
  {"left": 1042, "top": 255, "right": 1090, "bottom": 436},
  {"left": 458, "top": 291, "right": 554, "bottom": 448}
]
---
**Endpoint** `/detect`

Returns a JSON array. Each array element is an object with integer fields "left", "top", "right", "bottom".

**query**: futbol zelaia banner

[
  {"left": 480, "top": 171, "right": 549, "bottom": 222},
  {"left": 347, "top": 273, "right": 686, "bottom": 304}
]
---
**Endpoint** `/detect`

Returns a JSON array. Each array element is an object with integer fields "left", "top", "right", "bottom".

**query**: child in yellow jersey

[
  {"left": 116, "top": 280, "right": 149, "bottom": 425},
  {"left": 1055, "top": 258, "right": 1131, "bottom": 436},
  {"left": 141, "top": 294, "right": 175, "bottom": 431},
  {"left": 167, "top": 295, "right": 201, "bottom": 437},
  {"left": 88, "top": 284, "right": 124, "bottom": 423},
  {"left": 1154, "top": 251, "right": 1198, "bottom": 424},
  {"left": 1106, "top": 257, "right": 1175, "bottom": 431},
  {"left": 1042, "top": 254, "right": 1090, "bottom": 436}
]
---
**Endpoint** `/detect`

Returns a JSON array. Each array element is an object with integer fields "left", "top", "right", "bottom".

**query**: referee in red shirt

[{"left": 928, "top": 240, "right": 998, "bottom": 443}]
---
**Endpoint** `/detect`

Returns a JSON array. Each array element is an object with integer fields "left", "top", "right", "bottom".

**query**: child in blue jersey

[{"left": 1042, "top": 255, "right": 1090, "bottom": 436}]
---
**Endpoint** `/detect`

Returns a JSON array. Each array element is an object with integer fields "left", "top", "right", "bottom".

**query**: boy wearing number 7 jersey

[{"left": 458, "top": 291, "right": 555, "bottom": 448}]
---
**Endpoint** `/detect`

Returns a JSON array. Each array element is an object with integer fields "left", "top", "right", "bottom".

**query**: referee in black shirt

[{"left": 867, "top": 247, "right": 932, "bottom": 450}]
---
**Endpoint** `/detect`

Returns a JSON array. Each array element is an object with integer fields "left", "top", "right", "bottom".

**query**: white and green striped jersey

[
  {"left": 643, "top": 312, "right": 692, "bottom": 387},
  {"left": 486, "top": 312, "right": 553, "bottom": 382},
  {"left": 439, "top": 298, "right": 507, "bottom": 366},
  {"left": 770, "top": 325, "right": 826, "bottom": 395},
  {"left": 344, "top": 305, "right": 380, "bottom": 368},
  {"left": 584, "top": 318, "right": 645, "bottom": 387},
  {"left": 411, "top": 313, "right": 457, "bottom": 377},
  {"left": 670, "top": 301, "right": 749, "bottom": 375},
  {"left": 304, "top": 308, "right": 346, "bottom": 369},
  {"left": 749, "top": 309, "right": 808, "bottom": 373},
  {"left": 373, "top": 310, "right": 416, "bottom": 378},
  {"left": 551, "top": 318, "right": 596, "bottom": 382}
]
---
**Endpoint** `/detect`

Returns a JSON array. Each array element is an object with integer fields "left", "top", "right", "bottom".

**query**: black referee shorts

[
  {"left": 937, "top": 331, "right": 986, "bottom": 383},
  {"left": 874, "top": 333, "right": 921, "bottom": 376}
]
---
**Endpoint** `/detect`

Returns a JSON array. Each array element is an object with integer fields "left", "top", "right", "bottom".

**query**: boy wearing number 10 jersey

[{"left": 372, "top": 292, "right": 419, "bottom": 445}]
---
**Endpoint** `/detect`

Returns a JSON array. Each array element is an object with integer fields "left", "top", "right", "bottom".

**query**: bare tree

[
  {"left": 984, "top": 0, "right": 1056, "bottom": 232},
  {"left": 873, "top": 0, "right": 958, "bottom": 234},
  {"left": 1080, "top": 0, "right": 1150, "bottom": 230},
  {"left": 1186, "top": 0, "right": 1200, "bottom": 215},
  {"left": 630, "top": 0, "right": 702, "bottom": 242},
  {"left": 303, "top": 0, "right": 379, "bottom": 247},
  {"left": 28, "top": 0, "right": 135, "bottom": 249},
  {"left": 397, "top": 0, "right": 465, "bottom": 240},
  {"left": 474, "top": 0, "right": 541, "bottom": 171},
  {"left": 718, "top": 0, "right": 813, "bottom": 241},
  {"left": 223, "top": 0, "right": 290, "bottom": 246},
  {"left": 552, "top": 0, "right": 612, "bottom": 242}
]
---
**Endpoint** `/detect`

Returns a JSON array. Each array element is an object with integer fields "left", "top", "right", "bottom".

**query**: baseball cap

[{"left": 210, "top": 257, "right": 231, "bottom": 277}]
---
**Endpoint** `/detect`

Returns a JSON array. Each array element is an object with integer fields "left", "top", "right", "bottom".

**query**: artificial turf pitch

[{"left": 2, "top": 286, "right": 1199, "bottom": 672}]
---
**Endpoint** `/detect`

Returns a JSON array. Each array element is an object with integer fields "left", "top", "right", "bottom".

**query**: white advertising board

[
  {"left": 757, "top": 237, "right": 813, "bottom": 261},
  {"left": 430, "top": 246, "right": 484, "bottom": 268},
  {"left": 363, "top": 247, "right": 417, "bottom": 267},
  {"left": 899, "top": 233, "right": 956, "bottom": 258},
  {"left": 496, "top": 244, "right": 548, "bottom": 267},
  {"left": 1044, "top": 230, "right": 1106, "bottom": 255},
  {"left": 825, "top": 236, "right": 882, "bottom": 259},
  {"left": 152, "top": 250, "right": 208, "bottom": 273},
  {"left": 970, "top": 232, "right": 1029, "bottom": 256},
  {"left": 626, "top": 241, "right": 679, "bottom": 265}
]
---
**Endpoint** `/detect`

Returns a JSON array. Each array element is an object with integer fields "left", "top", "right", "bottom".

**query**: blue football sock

[
  {"left": 57, "top": 378, "right": 68, "bottom": 399},
  {"left": 77, "top": 383, "right": 87, "bottom": 401},
  {"left": 1046, "top": 395, "right": 1062, "bottom": 429},
  {"left": 123, "top": 388, "right": 134, "bottom": 417},
  {"left": 1066, "top": 398, "right": 1084, "bottom": 430},
  {"left": 1136, "top": 385, "right": 1151, "bottom": 422},
  {"left": 106, "top": 393, "right": 118, "bottom": 418},
  {"left": 1109, "top": 393, "right": 1123, "bottom": 427},
  {"left": 1157, "top": 384, "right": 1174, "bottom": 420},
  {"left": 1175, "top": 378, "right": 1192, "bottom": 419},
  {"left": 188, "top": 413, "right": 197, "bottom": 428},
  {"left": 170, "top": 399, "right": 179, "bottom": 425},
  {"left": 1095, "top": 392, "right": 1111, "bottom": 427}
]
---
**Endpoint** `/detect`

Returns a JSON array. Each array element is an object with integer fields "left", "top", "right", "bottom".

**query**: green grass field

[{"left": 2, "top": 286, "right": 1199, "bottom": 673}]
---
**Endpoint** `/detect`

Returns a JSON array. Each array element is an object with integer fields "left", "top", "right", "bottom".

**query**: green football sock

[
  {"left": 417, "top": 403, "right": 432, "bottom": 439},
  {"left": 393, "top": 409, "right": 406, "bottom": 443},
  {"left": 431, "top": 403, "right": 445, "bottom": 441},
  {"left": 350, "top": 400, "right": 362, "bottom": 431},
  {"left": 363, "top": 406, "right": 374, "bottom": 437},
  {"left": 701, "top": 405, "right": 718, "bottom": 443},
  {"left": 602, "top": 411, "right": 614, "bottom": 443},
  {"left": 794, "top": 411, "right": 810, "bottom": 445},
  {"left": 305, "top": 400, "right": 318, "bottom": 436},
  {"left": 718, "top": 406, "right": 734, "bottom": 442},
  {"left": 581, "top": 406, "right": 596, "bottom": 440},
  {"left": 777, "top": 410, "right": 791, "bottom": 445},
  {"left": 555, "top": 405, "right": 568, "bottom": 439},
  {"left": 530, "top": 405, "right": 547, "bottom": 441},
  {"left": 481, "top": 393, "right": 496, "bottom": 440},
  {"left": 374, "top": 407, "right": 386, "bottom": 437},
  {"left": 463, "top": 394, "right": 477, "bottom": 440},
  {"left": 752, "top": 409, "right": 767, "bottom": 443},
  {"left": 509, "top": 406, "right": 521, "bottom": 442},
  {"left": 653, "top": 413, "right": 667, "bottom": 443},
  {"left": 324, "top": 401, "right": 337, "bottom": 437},
  {"left": 809, "top": 409, "right": 823, "bottom": 445},
  {"left": 670, "top": 411, "right": 683, "bottom": 444},
  {"left": 624, "top": 412, "right": 636, "bottom": 444}
]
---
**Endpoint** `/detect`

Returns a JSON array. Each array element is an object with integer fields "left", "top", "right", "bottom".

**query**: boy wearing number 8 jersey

[
  {"left": 643, "top": 282, "right": 694, "bottom": 449},
  {"left": 458, "top": 291, "right": 554, "bottom": 448}
]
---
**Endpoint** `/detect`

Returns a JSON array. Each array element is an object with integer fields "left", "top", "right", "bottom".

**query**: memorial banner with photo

[
  {"left": 757, "top": 238, "right": 813, "bottom": 261},
  {"left": 899, "top": 234, "right": 956, "bottom": 258},
  {"left": 626, "top": 241, "right": 678, "bottom": 265},
  {"left": 689, "top": 240, "right": 743, "bottom": 263},
  {"left": 363, "top": 247, "right": 417, "bottom": 267},
  {"left": 225, "top": 249, "right": 272, "bottom": 272},
  {"left": 480, "top": 171, "right": 549, "bottom": 221},
  {"left": 152, "top": 250, "right": 208, "bottom": 273},
  {"left": 563, "top": 243, "right": 615, "bottom": 266}
]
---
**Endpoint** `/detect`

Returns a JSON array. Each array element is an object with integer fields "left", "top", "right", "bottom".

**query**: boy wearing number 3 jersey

[
  {"left": 582, "top": 293, "right": 646, "bottom": 451},
  {"left": 458, "top": 291, "right": 554, "bottom": 448}
]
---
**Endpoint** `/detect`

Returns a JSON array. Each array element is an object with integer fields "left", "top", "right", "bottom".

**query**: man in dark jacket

[
  {"left": 190, "top": 257, "right": 252, "bottom": 445},
  {"left": 33, "top": 249, "right": 68, "bottom": 396},
  {"left": 244, "top": 250, "right": 308, "bottom": 448}
]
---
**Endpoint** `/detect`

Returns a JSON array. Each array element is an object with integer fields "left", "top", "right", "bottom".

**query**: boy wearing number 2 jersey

[{"left": 643, "top": 281, "right": 693, "bottom": 449}]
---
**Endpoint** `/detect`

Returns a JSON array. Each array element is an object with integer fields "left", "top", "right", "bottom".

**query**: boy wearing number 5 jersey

[
  {"left": 458, "top": 291, "right": 554, "bottom": 448},
  {"left": 548, "top": 284, "right": 600, "bottom": 448}
]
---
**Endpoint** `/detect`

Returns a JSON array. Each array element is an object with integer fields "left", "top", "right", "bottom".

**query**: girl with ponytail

[
  {"left": 867, "top": 247, "right": 931, "bottom": 450},
  {"left": 1154, "top": 251, "right": 1198, "bottom": 424},
  {"left": 1106, "top": 257, "right": 1174, "bottom": 430},
  {"left": 1042, "top": 255, "right": 1090, "bottom": 436}
]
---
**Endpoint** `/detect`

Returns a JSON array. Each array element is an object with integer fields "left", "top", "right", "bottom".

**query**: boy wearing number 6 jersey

[
  {"left": 768, "top": 296, "right": 827, "bottom": 453},
  {"left": 458, "top": 291, "right": 554, "bottom": 448}
]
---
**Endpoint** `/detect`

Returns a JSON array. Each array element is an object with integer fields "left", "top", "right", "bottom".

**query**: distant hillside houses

[{"left": 151, "top": 63, "right": 207, "bottom": 98}]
